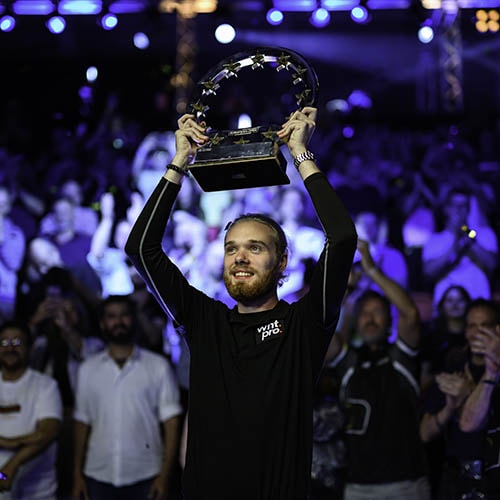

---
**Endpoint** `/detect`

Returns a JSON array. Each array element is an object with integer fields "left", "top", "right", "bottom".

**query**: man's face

[
  {"left": 0, "top": 327, "right": 28, "bottom": 373},
  {"left": 223, "top": 220, "right": 285, "bottom": 305},
  {"left": 465, "top": 306, "right": 497, "bottom": 350},
  {"left": 357, "top": 297, "right": 390, "bottom": 346},
  {"left": 100, "top": 302, "right": 135, "bottom": 345}
]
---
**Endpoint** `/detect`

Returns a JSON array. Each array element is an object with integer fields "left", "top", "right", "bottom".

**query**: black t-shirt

[
  {"left": 332, "top": 339, "right": 428, "bottom": 484},
  {"left": 125, "top": 173, "right": 357, "bottom": 500}
]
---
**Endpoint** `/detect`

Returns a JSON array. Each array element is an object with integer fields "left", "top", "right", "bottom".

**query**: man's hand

[
  {"left": 171, "top": 114, "right": 209, "bottom": 169},
  {"left": 357, "top": 239, "right": 377, "bottom": 275},
  {"left": 277, "top": 107, "right": 317, "bottom": 158},
  {"left": 0, "top": 461, "right": 17, "bottom": 492},
  {"left": 470, "top": 326, "right": 500, "bottom": 380},
  {"left": 148, "top": 473, "right": 168, "bottom": 500},
  {"left": 436, "top": 371, "right": 474, "bottom": 410},
  {"left": 72, "top": 471, "right": 89, "bottom": 500}
]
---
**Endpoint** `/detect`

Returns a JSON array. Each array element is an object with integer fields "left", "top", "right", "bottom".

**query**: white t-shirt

[
  {"left": 0, "top": 369, "right": 62, "bottom": 500},
  {"left": 73, "top": 347, "right": 182, "bottom": 486}
]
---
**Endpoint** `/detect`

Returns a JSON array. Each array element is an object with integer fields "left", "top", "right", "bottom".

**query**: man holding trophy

[{"left": 126, "top": 103, "right": 356, "bottom": 500}]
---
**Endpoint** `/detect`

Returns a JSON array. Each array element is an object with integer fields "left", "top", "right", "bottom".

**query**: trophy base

[{"left": 190, "top": 140, "right": 290, "bottom": 192}]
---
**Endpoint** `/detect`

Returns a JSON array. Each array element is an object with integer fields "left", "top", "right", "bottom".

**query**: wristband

[
  {"left": 293, "top": 150, "right": 315, "bottom": 169},
  {"left": 166, "top": 163, "right": 189, "bottom": 176}
]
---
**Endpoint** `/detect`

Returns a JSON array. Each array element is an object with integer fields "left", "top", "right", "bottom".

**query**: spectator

[
  {"left": 422, "top": 188, "right": 497, "bottom": 307},
  {"left": 419, "top": 298, "right": 498, "bottom": 499},
  {"left": 0, "top": 320, "right": 62, "bottom": 500},
  {"left": 420, "top": 285, "right": 471, "bottom": 388},
  {"left": 39, "top": 179, "right": 98, "bottom": 238},
  {"left": 459, "top": 299, "right": 500, "bottom": 499},
  {"left": 326, "top": 239, "right": 429, "bottom": 499},
  {"left": 72, "top": 295, "right": 182, "bottom": 500},
  {"left": 42, "top": 197, "right": 101, "bottom": 297},
  {"left": 0, "top": 186, "right": 26, "bottom": 319},
  {"left": 87, "top": 192, "right": 134, "bottom": 298}
]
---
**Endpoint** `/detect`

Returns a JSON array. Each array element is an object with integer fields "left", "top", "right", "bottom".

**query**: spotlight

[
  {"left": 475, "top": 9, "right": 498, "bottom": 33},
  {"left": 351, "top": 6, "right": 370, "bottom": 24},
  {"left": 101, "top": 12, "right": 118, "bottom": 30},
  {"left": 0, "top": 14, "right": 15, "bottom": 32},
  {"left": 46, "top": 15, "right": 66, "bottom": 34},
  {"left": 418, "top": 25, "right": 434, "bottom": 43},
  {"left": 310, "top": 8, "right": 330, "bottom": 28},
  {"left": 214, "top": 23, "right": 236, "bottom": 44},
  {"left": 86, "top": 66, "right": 98, "bottom": 83},
  {"left": 133, "top": 32, "right": 149, "bottom": 50},
  {"left": 266, "top": 8, "right": 284, "bottom": 26}
]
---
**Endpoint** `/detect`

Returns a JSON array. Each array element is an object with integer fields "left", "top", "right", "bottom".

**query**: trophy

[{"left": 187, "top": 47, "right": 319, "bottom": 192}]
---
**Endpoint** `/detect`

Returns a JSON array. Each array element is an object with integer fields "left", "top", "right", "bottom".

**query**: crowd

[{"left": 0, "top": 90, "right": 499, "bottom": 500}]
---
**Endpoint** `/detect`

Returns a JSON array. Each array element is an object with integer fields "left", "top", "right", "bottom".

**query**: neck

[
  {"left": 108, "top": 343, "right": 134, "bottom": 366},
  {"left": 1, "top": 365, "right": 27, "bottom": 382},
  {"left": 447, "top": 317, "right": 465, "bottom": 334},
  {"left": 237, "top": 294, "right": 279, "bottom": 314}
]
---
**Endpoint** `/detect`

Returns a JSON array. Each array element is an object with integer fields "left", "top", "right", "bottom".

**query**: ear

[{"left": 278, "top": 251, "right": 288, "bottom": 272}]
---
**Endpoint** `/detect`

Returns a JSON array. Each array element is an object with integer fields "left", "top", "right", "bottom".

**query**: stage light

[
  {"left": 309, "top": 8, "right": 330, "bottom": 28},
  {"left": 46, "top": 15, "right": 66, "bottom": 34},
  {"left": 350, "top": 6, "right": 370, "bottom": 23},
  {"left": 475, "top": 9, "right": 499, "bottom": 33},
  {"left": 86, "top": 66, "right": 98, "bottom": 82},
  {"left": 214, "top": 23, "right": 236, "bottom": 44},
  {"left": 133, "top": 32, "right": 149, "bottom": 50},
  {"left": 101, "top": 12, "right": 118, "bottom": 30},
  {"left": 266, "top": 8, "right": 284, "bottom": 26},
  {"left": 418, "top": 25, "right": 434, "bottom": 43},
  {"left": 12, "top": 0, "right": 54, "bottom": 15},
  {"left": 58, "top": 0, "right": 101, "bottom": 15},
  {"left": 0, "top": 15, "right": 16, "bottom": 32}
]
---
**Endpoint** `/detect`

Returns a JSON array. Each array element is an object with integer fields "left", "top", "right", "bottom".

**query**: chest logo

[{"left": 255, "top": 320, "right": 285, "bottom": 344}]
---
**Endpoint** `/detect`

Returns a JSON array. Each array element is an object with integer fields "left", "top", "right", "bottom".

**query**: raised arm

[
  {"left": 357, "top": 239, "right": 420, "bottom": 348},
  {"left": 277, "top": 108, "right": 357, "bottom": 328}
]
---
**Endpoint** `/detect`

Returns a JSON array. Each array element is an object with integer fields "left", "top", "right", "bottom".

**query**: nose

[{"left": 234, "top": 249, "right": 249, "bottom": 265}]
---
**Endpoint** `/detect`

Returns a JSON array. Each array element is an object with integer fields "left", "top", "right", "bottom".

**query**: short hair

[
  {"left": 0, "top": 320, "right": 32, "bottom": 345},
  {"left": 466, "top": 298, "right": 500, "bottom": 325},
  {"left": 355, "top": 290, "right": 392, "bottom": 325},
  {"left": 225, "top": 213, "right": 288, "bottom": 258},
  {"left": 99, "top": 295, "right": 137, "bottom": 319}
]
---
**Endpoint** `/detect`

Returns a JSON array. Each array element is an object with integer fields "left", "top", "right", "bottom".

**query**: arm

[
  {"left": 420, "top": 371, "right": 474, "bottom": 442},
  {"left": 89, "top": 192, "right": 115, "bottom": 259},
  {"left": 277, "top": 108, "right": 358, "bottom": 328},
  {"left": 0, "top": 418, "right": 60, "bottom": 491},
  {"left": 358, "top": 239, "right": 420, "bottom": 348},
  {"left": 72, "top": 420, "right": 91, "bottom": 500},
  {"left": 148, "top": 416, "right": 181, "bottom": 500}
]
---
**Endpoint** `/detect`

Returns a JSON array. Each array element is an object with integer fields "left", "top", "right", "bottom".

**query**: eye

[
  {"left": 225, "top": 246, "right": 236, "bottom": 255},
  {"left": 250, "top": 244, "right": 262, "bottom": 252}
]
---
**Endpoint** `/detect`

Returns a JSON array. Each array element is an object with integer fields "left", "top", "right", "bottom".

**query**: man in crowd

[
  {"left": 72, "top": 295, "right": 182, "bottom": 500},
  {"left": 326, "top": 239, "right": 429, "bottom": 499},
  {"left": 459, "top": 299, "right": 500, "bottom": 499},
  {"left": 125, "top": 107, "right": 357, "bottom": 500},
  {"left": 0, "top": 321, "right": 62, "bottom": 499}
]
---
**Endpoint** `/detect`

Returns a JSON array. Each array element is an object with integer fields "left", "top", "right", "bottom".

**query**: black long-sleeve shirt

[{"left": 125, "top": 172, "right": 357, "bottom": 500}]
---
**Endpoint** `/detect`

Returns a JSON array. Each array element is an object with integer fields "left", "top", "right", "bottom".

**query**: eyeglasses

[{"left": 0, "top": 338, "right": 23, "bottom": 347}]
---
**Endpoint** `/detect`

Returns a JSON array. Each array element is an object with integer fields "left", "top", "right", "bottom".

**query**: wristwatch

[{"left": 293, "top": 150, "right": 315, "bottom": 169}]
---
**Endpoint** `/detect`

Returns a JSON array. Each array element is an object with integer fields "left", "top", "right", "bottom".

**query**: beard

[
  {"left": 223, "top": 265, "right": 280, "bottom": 304},
  {"left": 102, "top": 325, "right": 136, "bottom": 345}
]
